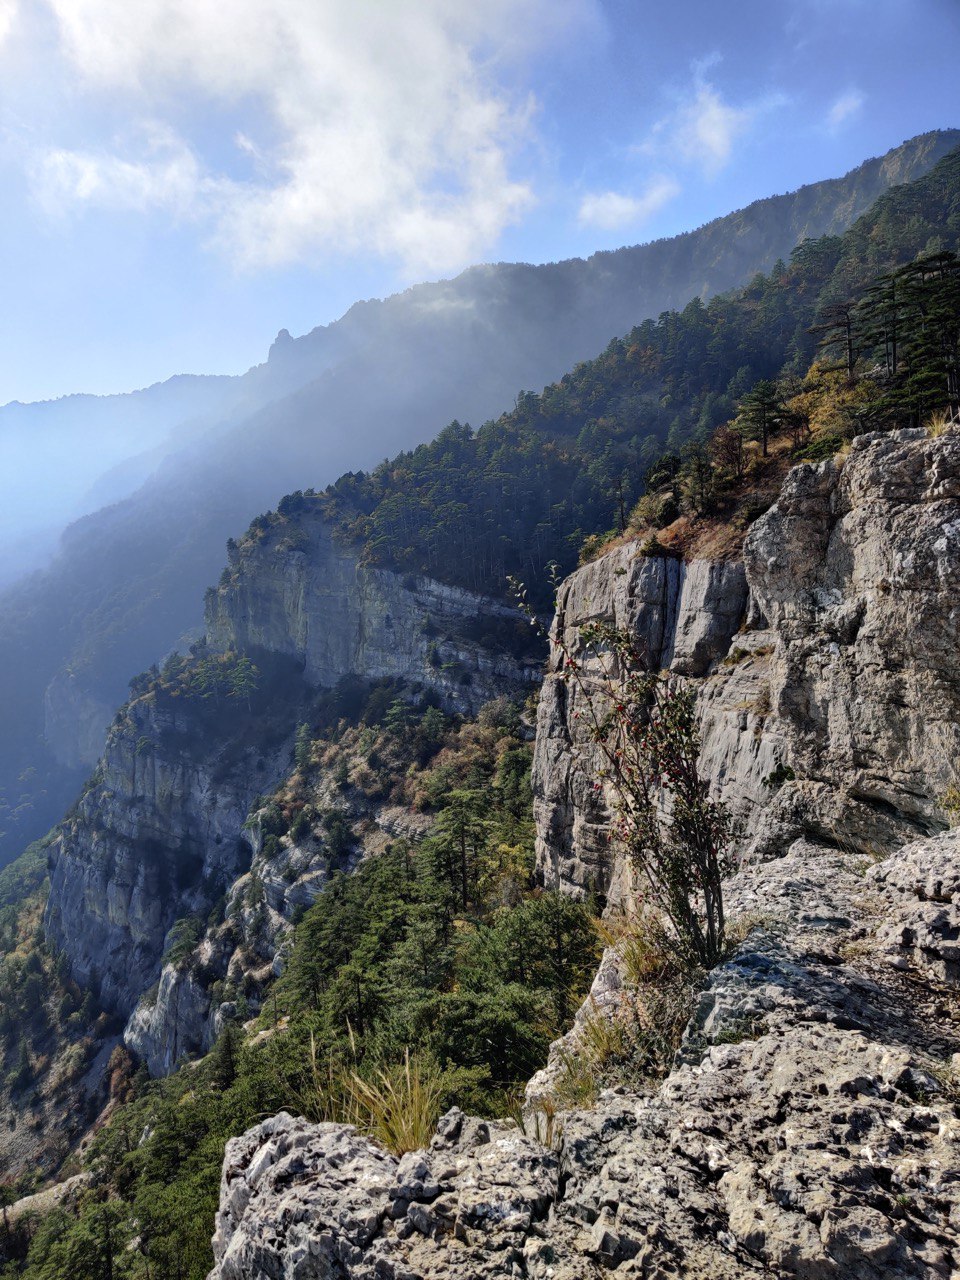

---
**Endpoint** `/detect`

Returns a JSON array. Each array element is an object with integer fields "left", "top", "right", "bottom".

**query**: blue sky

[{"left": 0, "top": 0, "right": 957, "bottom": 404}]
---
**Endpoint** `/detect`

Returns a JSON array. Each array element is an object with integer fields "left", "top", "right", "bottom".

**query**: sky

[{"left": 0, "top": 0, "right": 957, "bottom": 405}]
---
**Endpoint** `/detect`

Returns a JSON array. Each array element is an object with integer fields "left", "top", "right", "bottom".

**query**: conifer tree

[{"left": 738, "top": 379, "right": 782, "bottom": 457}]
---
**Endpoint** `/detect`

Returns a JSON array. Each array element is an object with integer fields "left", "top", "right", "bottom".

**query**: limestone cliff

[
  {"left": 206, "top": 427, "right": 960, "bottom": 1279},
  {"left": 533, "top": 428, "right": 960, "bottom": 904},
  {"left": 531, "top": 549, "right": 759, "bottom": 905},
  {"left": 207, "top": 511, "right": 541, "bottom": 713},
  {"left": 44, "top": 675, "right": 301, "bottom": 1030},
  {"left": 743, "top": 428, "right": 960, "bottom": 853},
  {"left": 44, "top": 507, "right": 539, "bottom": 1077}
]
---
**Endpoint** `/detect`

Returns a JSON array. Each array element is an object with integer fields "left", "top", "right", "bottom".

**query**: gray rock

[
  {"left": 534, "top": 429, "right": 960, "bottom": 903},
  {"left": 207, "top": 513, "right": 541, "bottom": 715},
  {"left": 744, "top": 429, "right": 960, "bottom": 850},
  {"left": 871, "top": 829, "right": 960, "bottom": 984},
  {"left": 208, "top": 1108, "right": 559, "bottom": 1280},
  {"left": 44, "top": 691, "right": 288, "bottom": 1029},
  {"left": 209, "top": 834, "right": 960, "bottom": 1279},
  {"left": 531, "top": 551, "right": 752, "bottom": 903},
  {"left": 667, "top": 558, "right": 748, "bottom": 675},
  {"left": 210, "top": 1113, "right": 398, "bottom": 1279}
]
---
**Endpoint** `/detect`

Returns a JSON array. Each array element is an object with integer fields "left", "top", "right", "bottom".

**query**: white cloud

[
  {"left": 826, "top": 88, "right": 864, "bottom": 131},
  {"left": 577, "top": 176, "right": 680, "bottom": 231},
  {"left": 30, "top": 0, "right": 581, "bottom": 273},
  {"left": 0, "top": 0, "right": 16, "bottom": 46},
  {"left": 34, "top": 124, "right": 205, "bottom": 218},
  {"left": 642, "top": 68, "right": 784, "bottom": 178},
  {"left": 670, "top": 82, "right": 752, "bottom": 175}
]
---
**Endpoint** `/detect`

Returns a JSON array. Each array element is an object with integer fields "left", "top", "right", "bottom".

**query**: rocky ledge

[{"left": 206, "top": 827, "right": 960, "bottom": 1279}]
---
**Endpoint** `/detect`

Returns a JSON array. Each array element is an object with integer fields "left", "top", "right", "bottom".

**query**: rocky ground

[{"left": 206, "top": 829, "right": 960, "bottom": 1279}]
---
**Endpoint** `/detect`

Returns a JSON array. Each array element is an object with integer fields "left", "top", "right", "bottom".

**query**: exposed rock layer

[
  {"left": 531, "top": 551, "right": 752, "bottom": 903},
  {"left": 207, "top": 513, "right": 540, "bottom": 713},
  {"left": 745, "top": 429, "right": 960, "bottom": 852},
  {"left": 43, "top": 689, "right": 295, "bottom": 1044},
  {"left": 45, "top": 522, "right": 538, "bottom": 1075},
  {"left": 533, "top": 429, "right": 960, "bottom": 902}
]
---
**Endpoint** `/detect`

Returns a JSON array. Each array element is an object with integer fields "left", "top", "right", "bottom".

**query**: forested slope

[{"left": 266, "top": 144, "right": 960, "bottom": 605}]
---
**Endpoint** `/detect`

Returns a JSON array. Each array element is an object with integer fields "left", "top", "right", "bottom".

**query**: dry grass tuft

[
  {"left": 294, "top": 1033, "right": 445, "bottom": 1156},
  {"left": 340, "top": 1049, "right": 445, "bottom": 1155},
  {"left": 925, "top": 408, "right": 955, "bottom": 438}
]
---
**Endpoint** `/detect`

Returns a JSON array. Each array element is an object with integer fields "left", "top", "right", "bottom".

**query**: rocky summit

[{"left": 208, "top": 834, "right": 960, "bottom": 1279}]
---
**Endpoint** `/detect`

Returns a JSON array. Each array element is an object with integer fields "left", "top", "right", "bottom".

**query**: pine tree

[
  {"left": 228, "top": 656, "right": 259, "bottom": 709},
  {"left": 809, "top": 300, "right": 858, "bottom": 378},
  {"left": 294, "top": 722, "right": 313, "bottom": 771},
  {"left": 738, "top": 379, "right": 782, "bottom": 457},
  {"left": 210, "top": 1020, "right": 240, "bottom": 1090}
]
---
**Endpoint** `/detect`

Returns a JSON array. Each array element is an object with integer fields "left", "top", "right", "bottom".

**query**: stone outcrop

[
  {"left": 207, "top": 511, "right": 541, "bottom": 714},
  {"left": 207, "top": 829, "right": 960, "bottom": 1279},
  {"left": 209, "top": 1108, "right": 561, "bottom": 1280},
  {"left": 124, "top": 962, "right": 215, "bottom": 1076},
  {"left": 871, "top": 829, "right": 960, "bottom": 985},
  {"left": 532, "top": 550, "right": 752, "bottom": 904},
  {"left": 44, "top": 691, "right": 283, "bottom": 1021},
  {"left": 44, "top": 502, "right": 541, "bottom": 1076},
  {"left": 744, "top": 428, "right": 960, "bottom": 854},
  {"left": 534, "top": 428, "right": 960, "bottom": 902}
]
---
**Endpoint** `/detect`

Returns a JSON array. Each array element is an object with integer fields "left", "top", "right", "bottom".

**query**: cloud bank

[
  {"left": 642, "top": 66, "right": 783, "bottom": 178},
  {"left": 827, "top": 89, "right": 865, "bottom": 132},
  {"left": 577, "top": 62, "right": 781, "bottom": 241},
  {"left": 27, "top": 0, "right": 579, "bottom": 274}
]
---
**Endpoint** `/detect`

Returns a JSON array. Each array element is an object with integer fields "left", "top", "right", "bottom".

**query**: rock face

[
  {"left": 44, "top": 507, "right": 540, "bottom": 1076},
  {"left": 871, "top": 829, "right": 960, "bottom": 985},
  {"left": 208, "top": 830, "right": 960, "bottom": 1279},
  {"left": 744, "top": 429, "right": 960, "bottom": 853},
  {"left": 209, "top": 1108, "right": 560, "bottom": 1280},
  {"left": 44, "top": 693, "right": 276, "bottom": 1020},
  {"left": 207, "top": 512, "right": 541, "bottom": 714},
  {"left": 43, "top": 670, "right": 118, "bottom": 770},
  {"left": 534, "top": 429, "right": 960, "bottom": 902},
  {"left": 532, "top": 549, "right": 751, "bottom": 903}
]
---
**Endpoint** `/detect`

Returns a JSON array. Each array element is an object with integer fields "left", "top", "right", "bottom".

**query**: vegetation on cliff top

[{"left": 228, "top": 146, "right": 960, "bottom": 605}]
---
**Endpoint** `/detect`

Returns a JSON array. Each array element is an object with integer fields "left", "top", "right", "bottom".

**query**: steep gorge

[
  {"left": 1, "top": 129, "right": 955, "bottom": 873},
  {"left": 3, "top": 136, "right": 960, "bottom": 1274},
  {"left": 41, "top": 520, "right": 542, "bottom": 1082}
]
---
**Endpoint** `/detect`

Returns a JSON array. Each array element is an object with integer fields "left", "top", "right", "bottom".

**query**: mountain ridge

[{"left": 0, "top": 128, "right": 955, "bottom": 872}]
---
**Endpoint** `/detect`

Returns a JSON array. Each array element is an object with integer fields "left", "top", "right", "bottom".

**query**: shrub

[
  {"left": 515, "top": 575, "right": 732, "bottom": 970},
  {"left": 164, "top": 915, "right": 204, "bottom": 969},
  {"left": 289, "top": 808, "right": 313, "bottom": 844}
]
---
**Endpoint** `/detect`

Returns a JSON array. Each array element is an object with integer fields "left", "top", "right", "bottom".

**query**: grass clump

[{"left": 342, "top": 1049, "right": 446, "bottom": 1155}]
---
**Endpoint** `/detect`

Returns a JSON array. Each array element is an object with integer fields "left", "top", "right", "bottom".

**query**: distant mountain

[
  {"left": 0, "top": 333, "right": 356, "bottom": 588},
  {"left": 0, "top": 128, "right": 956, "bottom": 868}
]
